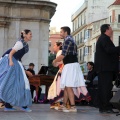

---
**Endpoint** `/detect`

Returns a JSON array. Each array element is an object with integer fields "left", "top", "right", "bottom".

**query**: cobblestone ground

[{"left": 0, "top": 104, "right": 120, "bottom": 120}]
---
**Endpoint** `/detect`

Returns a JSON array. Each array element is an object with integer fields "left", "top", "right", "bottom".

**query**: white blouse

[
  {"left": 12, "top": 41, "right": 23, "bottom": 51},
  {"left": 56, "top": 50, "right": 62, "bottom": 58}
]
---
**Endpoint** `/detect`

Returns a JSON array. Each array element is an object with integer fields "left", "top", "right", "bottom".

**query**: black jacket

[
  {"left": 87, "top": 69, "right": 97, "bottom": 88},
  {"left": 27, "top": 69, "right": 35, "bottom": 75},
  {"left": 95, "top": 34, "right": 120, "bottom": 72}
]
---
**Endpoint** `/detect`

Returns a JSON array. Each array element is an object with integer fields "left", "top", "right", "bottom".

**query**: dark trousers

[
  {"left": 30, "top": 85, "right": 42, "bottom": 100},
  {"left": 98, "top": 71, "right": 115, "bottom": 111},
  {"left": 87, "top": 88, "right": 99, "bottom": 107}
]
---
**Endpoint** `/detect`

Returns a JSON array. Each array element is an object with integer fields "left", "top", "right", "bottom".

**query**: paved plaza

[{"left": 0, "top": 104, "right": 120, "bottom": 120}]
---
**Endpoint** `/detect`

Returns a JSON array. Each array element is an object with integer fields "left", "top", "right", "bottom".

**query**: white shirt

[
  {"left": 56, "top": 50, "right": 62, "bottom": 58},
  {"left": 12, "top": 41, "right": 23, "bottom": 51}
]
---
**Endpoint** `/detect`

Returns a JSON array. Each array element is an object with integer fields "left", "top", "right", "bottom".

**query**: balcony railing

[
  {"left": 84, "top": 36, "right": 92, "bottom": 43},
  {"left": 110, "top": 23, "right": 120, "bottom": 29},
  {"left": 79, "top": 38, "right": 84, "bottom": 44},
  {"left": 76, "top": 39, "right": 84, "bottom": 46},
  {"left": 78, "top": 54, "right": 84, "bottom": 63}
]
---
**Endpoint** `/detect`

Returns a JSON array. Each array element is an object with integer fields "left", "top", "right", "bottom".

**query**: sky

[{"left": 50, "top": 0, "right": 84, "bottom": 31}]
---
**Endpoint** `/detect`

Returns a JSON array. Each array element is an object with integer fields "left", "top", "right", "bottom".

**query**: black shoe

[
  {"left": 106, "top": 109, "right": 119, "bottom": 114},
  {"left": 99, "top": 109, "right": 119, "bottom": 114}
]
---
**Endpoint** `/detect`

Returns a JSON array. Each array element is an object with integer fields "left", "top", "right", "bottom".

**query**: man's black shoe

[
  {"left": 99, "top": 109, "right": 119, "bottom": 114},
  {"left": 106, "top": 109, "right": 119, "bottom": 114}
]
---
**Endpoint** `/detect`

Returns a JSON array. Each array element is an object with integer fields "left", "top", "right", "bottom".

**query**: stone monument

[{"left": 0, "top": 0, "right": 57, "bottom": 72}]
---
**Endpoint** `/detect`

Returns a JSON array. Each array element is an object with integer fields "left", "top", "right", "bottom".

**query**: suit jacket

[{"left": 95, "top": 34, "right": 120, "bottom": 72}]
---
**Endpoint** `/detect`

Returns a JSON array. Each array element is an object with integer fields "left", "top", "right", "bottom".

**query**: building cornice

[
  {"left": 0, "top": 15, "right": 51, "bottom": 24},
  {"left": 72, "top": 24, "right": 87, "bottom": 36},
  {"left": 77, "top": 42, "right": 84, "bottom": 48},
  {"left": 0, "top": 21, "right": 10, "bottom": 27},
  {"left": 108, "top": 5, "right": 120, "bottom": 10},
  {"left": 0, "top": 0, "right": 57, "bottom": 19}
]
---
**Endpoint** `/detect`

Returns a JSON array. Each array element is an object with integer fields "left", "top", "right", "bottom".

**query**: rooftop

[{"left": 112, "top": 0, "right": 120, "bottom": 5}]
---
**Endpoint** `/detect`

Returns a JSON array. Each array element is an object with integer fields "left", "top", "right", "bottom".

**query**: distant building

[
  {"left": 71, "top": 0, "right": 120, "bottom": 75},
  {"left": 49, "top": 27, "right": 63, "bottom": 54}
]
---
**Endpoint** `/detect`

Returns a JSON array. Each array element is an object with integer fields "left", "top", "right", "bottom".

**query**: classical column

[
  {"left": 38, "top": 21, "right": 50, "bottom": 69},
  {"left": 0, "top": 17, "right": 10, "bottom": 56},
  {"left": 0, "top": 0, "right": 57, "bottom": 72}
]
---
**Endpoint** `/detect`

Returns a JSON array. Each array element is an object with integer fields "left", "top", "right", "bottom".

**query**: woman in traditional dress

[
  {"left": 48, "top": 42, "right": 65, "bottom": 109},
  {"left": 0, "top": 29, "right": 32, "bottom": 112}
]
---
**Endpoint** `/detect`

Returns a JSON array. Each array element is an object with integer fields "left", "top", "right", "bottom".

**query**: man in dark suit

[{"left": 95, "top": 24, "right": 120, "bottom": 113}]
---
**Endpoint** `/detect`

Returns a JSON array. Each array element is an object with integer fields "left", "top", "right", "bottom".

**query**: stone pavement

[{"left": 0, "top": 104, "right": 120, "bottom": 120}]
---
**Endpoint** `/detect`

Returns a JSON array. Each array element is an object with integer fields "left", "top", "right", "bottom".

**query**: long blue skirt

[{"left": 0, "top": 55, "right": 32, "bottom": 107}]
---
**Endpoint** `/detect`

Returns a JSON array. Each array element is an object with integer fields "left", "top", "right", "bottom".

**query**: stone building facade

[{"left": 0, "top": 0, "right": 57, "bottom": 73}]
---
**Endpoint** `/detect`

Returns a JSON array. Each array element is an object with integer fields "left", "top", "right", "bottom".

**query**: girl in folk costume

[
  {"left": 0, "top": 29, "right": 32, "bottom": 112},
  {"left": 48, "top": 42, "right": 66, "bottom": 109}
]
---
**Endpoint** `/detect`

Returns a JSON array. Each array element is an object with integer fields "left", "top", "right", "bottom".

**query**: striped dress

[{"left": 0, "top": 39, "right": 32, "bottom": 107}]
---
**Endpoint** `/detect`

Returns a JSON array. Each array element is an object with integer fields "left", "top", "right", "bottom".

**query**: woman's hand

[
  {"left": 59, "top": 68, "right": 62, "bottom": 73},
  {"left": 9, "top": 60, "right": 14, "bottom": 66},
  {"left": 57, "top": 61, "right": 63, "bottom": 66},
  {"left": 52, "top": 60, "right": 57, "bottom": 67},
  {"left": 52, "top": 60, "right": 59, "bottom": 67}
]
